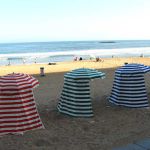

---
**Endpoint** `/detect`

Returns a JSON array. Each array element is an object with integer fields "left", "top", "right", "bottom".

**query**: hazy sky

[{"left": 0, "top": 0, "right": 150, "bottom": 43}]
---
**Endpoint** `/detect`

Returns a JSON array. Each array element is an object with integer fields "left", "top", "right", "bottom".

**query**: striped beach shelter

[
  {"left": 57, "top": 68, "right": 105, "bottom": 117},
  {"left": 0, "top": 73, "right": 44, "bottom": 136},
  {"left": 109, "top": 63, "right": 150, "bottom": 108}
]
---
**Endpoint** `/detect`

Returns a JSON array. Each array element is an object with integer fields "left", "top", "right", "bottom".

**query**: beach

[
  {"left": 1, "top": 57, "right": 150, "bottom": 76},
  {"left": 1, "top": 57, "right": 150, "bottom": 150}
]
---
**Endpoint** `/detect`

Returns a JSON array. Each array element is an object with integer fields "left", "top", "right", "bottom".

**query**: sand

[
  {"left": 1, "top": 57, "right": 150, "bottom": 75},
  {"left": 1, "top": 57, "right": 150, "bottom": 150}
]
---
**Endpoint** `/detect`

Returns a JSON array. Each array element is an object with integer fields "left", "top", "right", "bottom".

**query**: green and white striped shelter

[{"left": 57, "top": 68, "right": 105, "bottom": 117}]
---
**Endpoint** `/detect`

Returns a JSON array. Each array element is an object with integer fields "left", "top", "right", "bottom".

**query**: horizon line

[{"left": 0, "top": 39, "right": 150, "bottom": 44}]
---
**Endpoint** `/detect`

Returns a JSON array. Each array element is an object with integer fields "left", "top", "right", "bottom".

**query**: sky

[{"left": 0, "top": 0, "right": 150, "bottom": 43}]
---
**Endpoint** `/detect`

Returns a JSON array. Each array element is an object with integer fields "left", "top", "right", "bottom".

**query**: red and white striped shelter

[{"left": 0, "top": 73, "right": 44, "bottom": 136}]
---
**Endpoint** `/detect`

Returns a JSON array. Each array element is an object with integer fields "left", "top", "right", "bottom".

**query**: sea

[{"left": 0, "top": 40, "right": 150, "bottom": 65}]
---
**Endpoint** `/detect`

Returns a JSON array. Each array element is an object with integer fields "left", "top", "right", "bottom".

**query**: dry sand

[{"left": 1, "top": 57, "right": 150, "bottom": 150}]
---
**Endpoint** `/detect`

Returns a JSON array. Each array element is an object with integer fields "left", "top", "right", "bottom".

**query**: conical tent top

[
  {"left": 0, "top": 73, "right": 39, "bottom": 89},
  {"left": 116, "top": 63, "right": 150, "bottom": 74},
  {"left": 64, "top": 68, "right": 105, "bottom": 80}
]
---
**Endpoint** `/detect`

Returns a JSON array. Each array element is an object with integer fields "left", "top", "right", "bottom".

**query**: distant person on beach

[
  {"left": 74, "top": 56, "right": 78, "bottom": 61},
  {"left": 79, "top": 57, "right": 83, "bottom": 61},
  {"left": 96, "top": 57, "right": 103, "bottom": 62},
  {"left": 23, "top": 59, "right": 26, "bottom": 64},
  {"left": 34, "top": 57, "right": 37, "bottom": 64},
  {"left": 96, "top": 57, "right": 100, "bottom": 62},
  {"left": 140, "top": 53, "right": 144, "bottom": 57}
]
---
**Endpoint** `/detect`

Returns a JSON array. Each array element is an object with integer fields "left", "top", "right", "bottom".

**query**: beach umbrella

[
  {"left": 0, "top": 73, "right": 44, "bottom": 136},
  {"left": 57, "top": 68, "right": 105, "bottom": 117},
  {"left": 109, "top": 63, "right": 150, "bottom": 108}
]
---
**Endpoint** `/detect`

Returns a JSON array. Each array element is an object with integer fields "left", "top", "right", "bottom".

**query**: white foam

[{"left": 0, "top": 47, "right": 150, "bottom": 60}]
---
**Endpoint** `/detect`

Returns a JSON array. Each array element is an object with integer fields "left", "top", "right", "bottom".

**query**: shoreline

[
  {"left": 0, "top": 57, "right": 150, "bottom": 76},
  {"left": 0, "top": 46, "right": 150, "bottom": 66}
]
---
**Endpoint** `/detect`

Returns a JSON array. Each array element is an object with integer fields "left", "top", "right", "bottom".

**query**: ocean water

[{"left": 0, "top": 40, "right": 150, "bottom": 65}]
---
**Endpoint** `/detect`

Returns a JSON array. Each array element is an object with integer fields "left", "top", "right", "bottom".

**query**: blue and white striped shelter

[
  {"left": 57, "top": 68, "right": 105, "bottom": 117},
  {"left": 109, "top": 63, "right": 150, "bottom": 108}
]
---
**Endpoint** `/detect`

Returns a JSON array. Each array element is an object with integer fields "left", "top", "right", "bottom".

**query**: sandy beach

[
  {"left": 1, "top": 57, "right": 150, "bottom": 76},
  {"left": 1, "top": 57, "right": 150, "bottom": 150}
]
